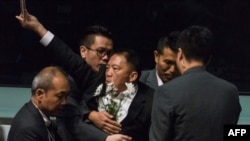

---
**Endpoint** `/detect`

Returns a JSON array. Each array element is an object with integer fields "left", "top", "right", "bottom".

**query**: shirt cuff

[{"left": 39, "top": 31, "right": 54, "bottom": 47}]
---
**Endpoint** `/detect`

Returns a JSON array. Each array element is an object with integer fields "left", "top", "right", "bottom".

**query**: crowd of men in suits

[{"left": 8, "top": 10, "right": 241, "bottom": 141}]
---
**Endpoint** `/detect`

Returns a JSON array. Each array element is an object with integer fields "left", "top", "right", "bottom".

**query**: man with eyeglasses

[
  {"left": 77, "top": 25, "right": 125, "bottom": 136},
  {"left": 16, "top": 11, "right": 131, "bottom": 141},
  {"left": 79, "top": 25, "right": 113, "bottom": 72}
]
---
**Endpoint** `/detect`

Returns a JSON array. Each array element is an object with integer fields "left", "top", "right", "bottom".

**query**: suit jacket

[
  {"left": 45, "top": 36, "right": 96, "bottom": 94},
  {"left": 139, "top": 69, "right": 158, "bottom": 89},
  {"left": 120, "top": 82, "right": 154, "bottom": 141},
  {"left": 56, "top": 75, "right": 108, "bottom": 141},
  {"left": 7, "top": 101, "right": 62, "bottom": 141},
  {"left": 45, "top": 36, "right": 108, "bottom": 141},
  {"left": 56, "top": 96, "right": 108, "bottom": 141},
  {"left": 149, "top": 67, "right": 242, "bottom": 141},
  {"left": 87, "top": 82, "right": 155, "bottom": 141},
  {"left": 46, "top": 36, "right": 105, "bottom": 116}
]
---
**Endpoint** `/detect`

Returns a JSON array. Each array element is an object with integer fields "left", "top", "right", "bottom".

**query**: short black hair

[
  {"left": 112, "top": 48, "right": 141, "bottom": 79},
  {"left": 177, "top": 25, "right": 214, "bottom": 64},
  {"left": 79, "top": 25, "right": 113, "bottom": 47},
  {"left": 157, "top": 31, "right": 180, "bottom": 54}
]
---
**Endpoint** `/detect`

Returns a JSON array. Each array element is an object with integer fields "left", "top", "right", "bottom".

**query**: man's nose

[
  {"left": 102, "top": 54, "right": 109, "bottom": 61},
  {"left": 169, "top": 65, "right": 175, "bottom": 73},
  {"left": 61, "top": 97, "right": 67, "bottom": 105},
  {"left": 106, "top": 68, "right": 113, "bottom": 77},
  {"left": 169, "top": 65, "right": 179, "bottom": 75}
]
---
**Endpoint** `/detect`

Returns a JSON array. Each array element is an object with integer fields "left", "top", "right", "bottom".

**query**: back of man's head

[{"left": 177, "top": 25, "right": 214, "bottom": 64}]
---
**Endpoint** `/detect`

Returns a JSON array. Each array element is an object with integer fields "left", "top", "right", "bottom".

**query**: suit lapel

[
  {"left": 84, "top": 64, "right": 106, "bottom": 102},
  {"left": 27, "top": 101, "right": 45, "bottom": 125},
  {"left": 146, "top": 69, "right": 158, "bottom": 89},
  {"left": 121, "top": 84, "right": 146, "bottom": 125},
  {"left": 27, "top": 101, "right": 50, "bottom": 141}
]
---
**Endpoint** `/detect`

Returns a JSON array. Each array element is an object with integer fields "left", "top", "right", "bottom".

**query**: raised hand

[{"left": 15, "top": 9, "right": 47, "bottom": 37}]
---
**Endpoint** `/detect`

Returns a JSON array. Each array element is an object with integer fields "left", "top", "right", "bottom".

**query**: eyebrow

[
  {"left": 164, "top": 59, "right": 176, "bottom": 63},
  {"left": 96, "top": 47, "right": 112, "bottom": 50}
]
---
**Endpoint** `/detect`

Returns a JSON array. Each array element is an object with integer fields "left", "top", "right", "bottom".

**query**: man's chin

[
  {"left": 163, "top": 77, "right": 173, "bottom": 83},
  {"left": 51, "top": 109, "right": 62, "bottom": 116}
]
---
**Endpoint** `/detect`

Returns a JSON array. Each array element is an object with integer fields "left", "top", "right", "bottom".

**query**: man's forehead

[{"left": 109, "top": 55, "right": 130, "bottom": 67}]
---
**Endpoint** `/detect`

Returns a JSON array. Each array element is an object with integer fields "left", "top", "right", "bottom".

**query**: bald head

[
  {"left": 31, "top": 66, "right": 70, "bottom": 116},
  {"left": 31, "top": 66, "right": 68, "bottom": 95}
]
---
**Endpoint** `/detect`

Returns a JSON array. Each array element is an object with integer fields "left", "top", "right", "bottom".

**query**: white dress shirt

[
  {"left": 156, "top": 71, "right": 163, "bottom": 86},
  {"left": 98, "top": 85, "right": 138, "bottom": 123}
]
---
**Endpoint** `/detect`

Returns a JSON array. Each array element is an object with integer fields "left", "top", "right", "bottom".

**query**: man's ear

[
  {"left": 80, "top": 45, "right": 87, "bottom": 59},
  {"left": 153, "top": 50, "right": 159, "bottom": 64},
  {"left": 36, "top": 88, "right": 45, "bottom": 101},
  {"left": 177, "top": 48, "right": 183, "bottom": 63},
  {"left": 177, "top": 48, "right": 188, "bottom": 71},
  {"left": 129, "top": 71, "right": 138, "bottom": 82}
]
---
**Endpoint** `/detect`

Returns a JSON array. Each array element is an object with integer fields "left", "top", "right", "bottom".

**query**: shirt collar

[
  {"left": 156, "top": 70, "right": 163, "bottom": 86},
  {"left": 116, "top": 84, "right": 138, "bottom": 99},
  {"left": 32, "top": 101, "right": 51, "bottom": 126}
]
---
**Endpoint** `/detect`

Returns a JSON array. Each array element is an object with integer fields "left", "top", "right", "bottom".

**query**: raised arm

[
  {"left": 16, "top": 10, "right": 93, "bottom": 91},
  {"left": 16, "top": 10, "right": 47, "bottom": 38}
]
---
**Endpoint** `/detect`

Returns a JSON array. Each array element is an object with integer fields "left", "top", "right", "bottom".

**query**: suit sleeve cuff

[{"left": 40, "top": 31, "right": 54, "bottom": 47}]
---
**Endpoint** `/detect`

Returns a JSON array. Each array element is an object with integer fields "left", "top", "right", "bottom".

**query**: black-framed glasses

[{"left": 85, "top": 46, "right": 113, "bottom": 57}]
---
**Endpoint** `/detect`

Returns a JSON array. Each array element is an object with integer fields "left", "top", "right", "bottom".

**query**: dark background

[{"left": 0, "top": 0, "right": 250, "bottom": 92}]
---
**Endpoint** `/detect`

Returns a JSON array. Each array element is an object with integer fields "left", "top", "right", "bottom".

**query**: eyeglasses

[{"left": 85, "top": 46, "right": 113, "bottom": 57}]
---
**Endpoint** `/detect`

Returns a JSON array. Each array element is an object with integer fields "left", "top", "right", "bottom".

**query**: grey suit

[
  {"left": 149, "top": 67, "right": 241, "bottom": 141},
  {"left": 140, "top": 69, "right": 158, "bottom": 89}
]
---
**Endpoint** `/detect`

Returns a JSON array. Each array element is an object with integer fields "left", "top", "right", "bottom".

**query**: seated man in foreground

[{"left": 7, "top": 66, "right": 70, "bottom": 141}]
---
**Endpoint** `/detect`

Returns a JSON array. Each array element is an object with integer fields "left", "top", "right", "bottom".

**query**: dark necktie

[{"left": 47, "top": 122, "right": 55, "bottom": 141}]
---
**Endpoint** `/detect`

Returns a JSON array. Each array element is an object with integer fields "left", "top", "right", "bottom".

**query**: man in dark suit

[
  {"left": 140, "top": 31, "right": 180, "bottom": 89},
  {"left": 16, "top": 11, "right": 132, "bottom": 141},
  {"left": 87, "top": 48, "right": 154, "bottom": 141},
  {"left": 7, "top": 66, "right": 71, "bottom": 141},
  {"left": 149, "top": 26, "right": 241, "bottom": 141}
]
